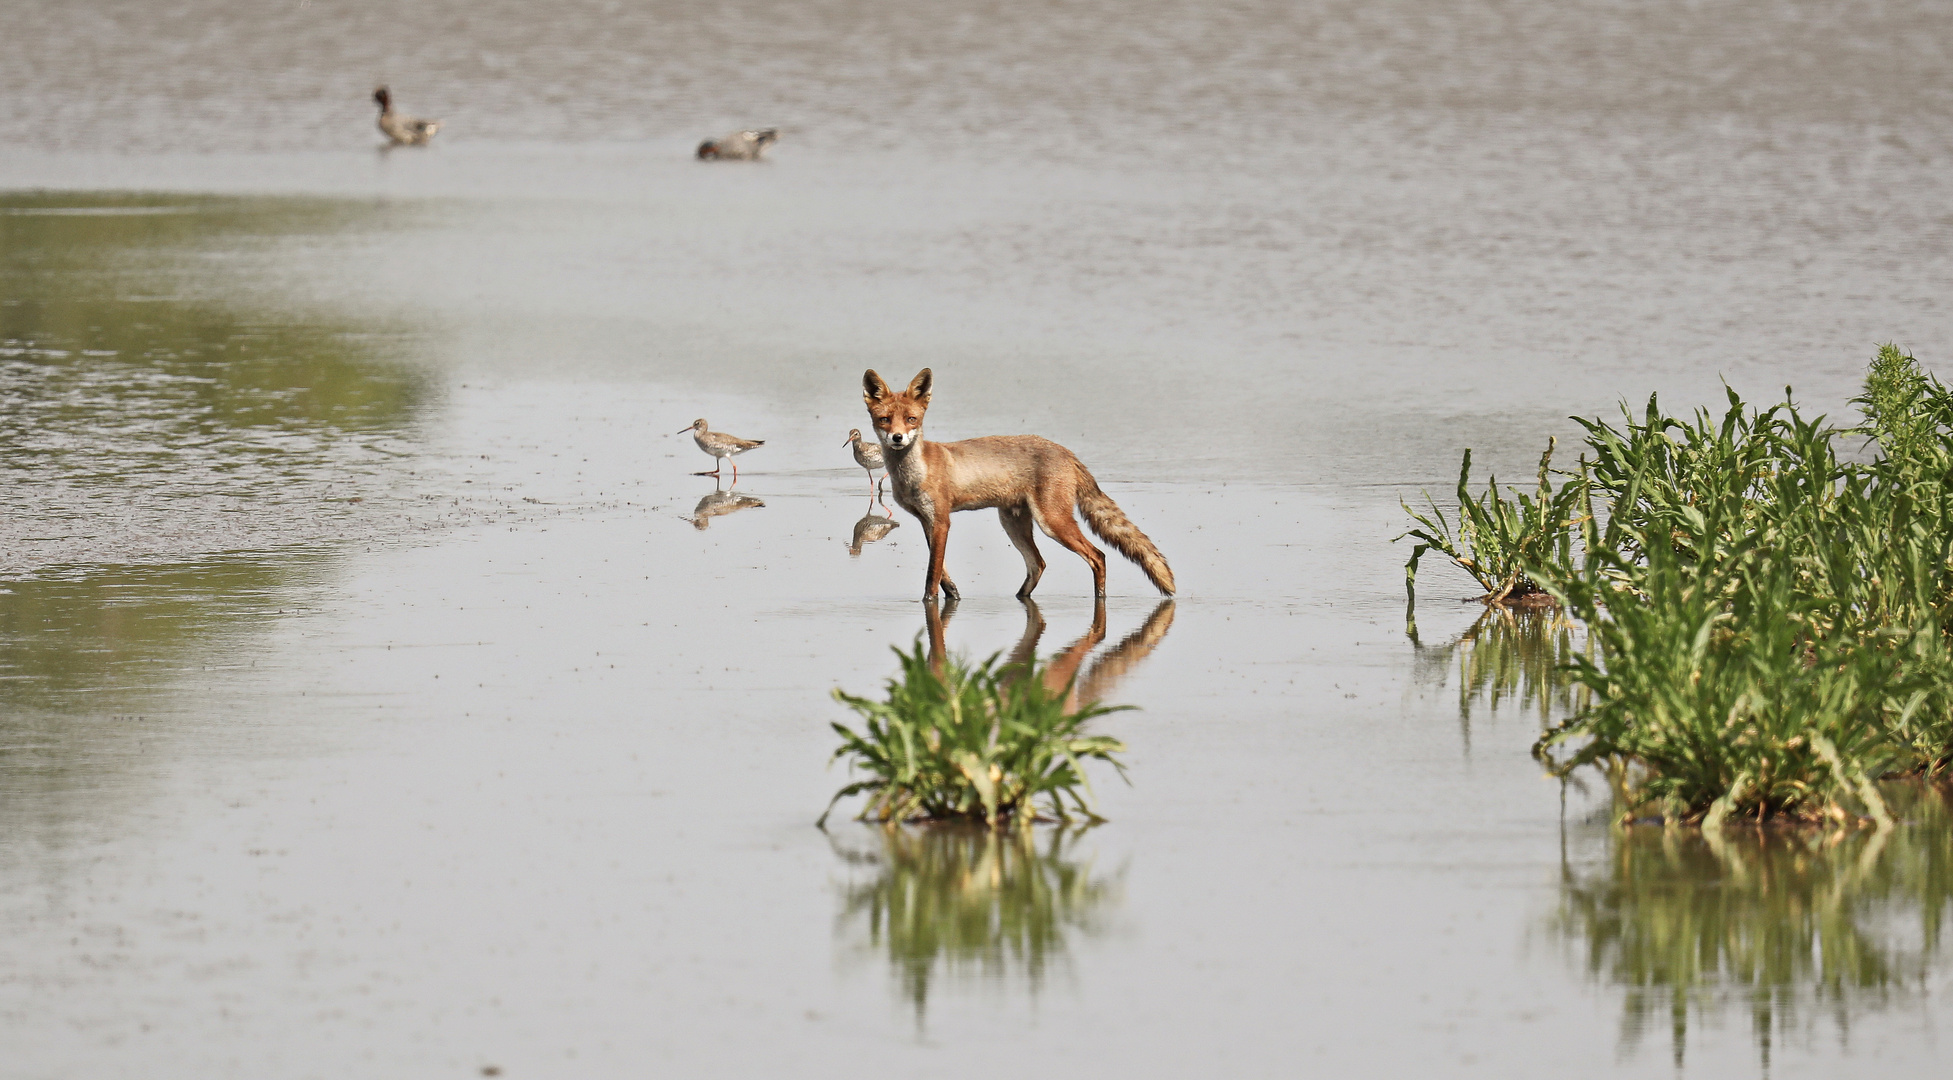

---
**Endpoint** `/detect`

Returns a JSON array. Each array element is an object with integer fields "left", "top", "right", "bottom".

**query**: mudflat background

[{"left": 2, "top": 2, "right": 1950, "bottom": 1076}]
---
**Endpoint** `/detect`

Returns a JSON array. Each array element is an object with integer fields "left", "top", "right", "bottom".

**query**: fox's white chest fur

[{"left": 882, "top": 440, "right": 935, "bottom": 519}]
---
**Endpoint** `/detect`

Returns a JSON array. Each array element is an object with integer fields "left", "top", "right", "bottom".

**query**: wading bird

[
  {"left": 695, "top": 129, "right": 778, "bottom": 160},
  {"left": 677, "top": 418, "right": 764, "bottom": 480},
  {"left": 374, "top": 87, "right": 441, "bottom": 145},
  {"left": 844, "top": 428, "right": 886, "bottom": 497}
]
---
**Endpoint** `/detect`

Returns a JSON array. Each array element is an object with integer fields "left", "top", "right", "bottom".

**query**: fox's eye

[{"left": 905, "top": 416, "right": 917, "bottom": 424}]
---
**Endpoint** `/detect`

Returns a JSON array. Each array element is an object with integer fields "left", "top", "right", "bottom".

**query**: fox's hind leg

[
  {"left": 1032, "top": 490, "right": 1109, "bottom": 598},
  {"left": 999, "top": 505, "right": 1046, "bottom": 598}
]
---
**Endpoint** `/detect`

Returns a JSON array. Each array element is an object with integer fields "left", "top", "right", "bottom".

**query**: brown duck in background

[
  {"left": 696, "top": 129, "right": 778, "bottom": 160},
  {"left": 374, "top": 87, "right": 441, "bottom": 145}
]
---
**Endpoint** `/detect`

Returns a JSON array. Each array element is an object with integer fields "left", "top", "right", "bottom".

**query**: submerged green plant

[
  {"left": 1399, "top": 437, "right": 1585, "bottom": 604},
  {"left": 820, "top": 642, "right": 1130, "bottom": 828}
]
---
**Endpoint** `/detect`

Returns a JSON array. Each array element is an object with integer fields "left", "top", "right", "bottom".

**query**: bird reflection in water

[
  {"left": 846, "top": 493, "right": 900, "bottom": 556},
  {"left": 828, "top": 823, "right": 1121, "bottom": 1023},
  {"left": 1551, "top": 783, "right": 1953, "bottom": 1071},
  {"left": 688, "top": 480, "right": 764, "bottom": 530}
]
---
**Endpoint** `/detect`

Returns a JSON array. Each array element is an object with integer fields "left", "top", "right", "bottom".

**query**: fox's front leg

[{"left": 923, "top": 511, "right": 960, "bottom": 601}]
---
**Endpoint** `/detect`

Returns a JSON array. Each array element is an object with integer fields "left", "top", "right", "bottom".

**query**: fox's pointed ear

[
  {"left": 907, "top": 368, "right": 933, "bottom": 406},
  {"left": 863, "top": 369, "right": 890, "bottom": 406}
]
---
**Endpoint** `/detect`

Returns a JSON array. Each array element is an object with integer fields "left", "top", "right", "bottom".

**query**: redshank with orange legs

[
  {"left": 677, "top": 418, "right": 764, "bottom": 480},
  {"left": 843, "top": 428, "right": 885, "bottom": 497}
]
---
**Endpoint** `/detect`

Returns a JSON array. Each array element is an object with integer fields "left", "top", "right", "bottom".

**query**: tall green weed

[
  {"left": 821, "top": 642, "right": 1130, "bottom": 828},
  {"left": 1399, "top": 438, "right": 1584, "bottom": 604},
  {"left": 1404, "top": 346, "right": 1953, "bottom": 824}
]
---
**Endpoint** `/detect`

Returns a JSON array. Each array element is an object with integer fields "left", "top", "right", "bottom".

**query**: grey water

[{"left": 3, "top": 1, "right": 1952, "bottom": 1076}]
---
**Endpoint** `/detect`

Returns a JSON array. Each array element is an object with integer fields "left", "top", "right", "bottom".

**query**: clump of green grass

[
  {"left": 1861, "top": 343, "right": 1940, "bottom": 466},
  {"left": 1399, "top": 437, "right": 1585, "bottom": 605},
  {"left": 1534, "top": 506, "right": 1910, "bottom": 826},
  {"left": 1845, "top": 345, "right": 1953, "bottom": 771},
  {"left": 1399, "top": 346, "right": 1953, "bottom": 826},
  {"left": 1520, "top": 347, "right": 1953, "bottom": 823},
  {"left": 820, "top": 642, "right": 1130, "bottom": 828}
]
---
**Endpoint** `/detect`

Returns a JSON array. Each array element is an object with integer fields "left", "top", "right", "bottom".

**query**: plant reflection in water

[
  {"left": 1552, "top": 784, "right": 1953, "bottom": 1071},
  {"left": 1409, "top": 604, "right": 1591, "bottom": 752},
  {"left": 829, "top": 823, "right": 1122, "bottom": 1022},
  {"left": 827, "top": 596, "right": 1171, "bottom": 1016}
]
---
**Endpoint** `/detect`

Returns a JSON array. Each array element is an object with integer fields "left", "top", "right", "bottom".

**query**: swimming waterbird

[
  {"left": 373, "top": 87, "right": 441, "bottom": 145},
  {"left": 695, "top": 129, "right": 778, "bottom": 160}
]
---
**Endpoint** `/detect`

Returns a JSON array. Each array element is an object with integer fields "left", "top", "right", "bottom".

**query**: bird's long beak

[
  {"left": 674, "top": 427, "right": 692, "bottom": 435},
  {"left": 840, "top": 433, "right": 853, "bottom": 445}
]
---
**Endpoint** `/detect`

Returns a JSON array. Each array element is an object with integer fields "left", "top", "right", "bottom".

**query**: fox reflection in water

[
  {"left": 829, "top": 824, "right": 1122, "bottom": 1022},
  {"left": 927, "top": 595, "right": 1176, "bottom": 711},
  {"left": 1551, "top": 783, "right": 1953, "bottom": 1071}
]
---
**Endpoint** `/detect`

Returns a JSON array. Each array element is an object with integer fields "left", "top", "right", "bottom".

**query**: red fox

[{"left": 862, "top": 368, "right": 1176, "bottom": 600}]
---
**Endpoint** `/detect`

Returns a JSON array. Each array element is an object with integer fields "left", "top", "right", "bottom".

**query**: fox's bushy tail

[{"left": 1074, "top": 465, "right": 1176, "bottom": 595}]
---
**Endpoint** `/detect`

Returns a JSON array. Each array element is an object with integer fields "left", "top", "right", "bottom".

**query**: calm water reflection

[
  {"left": 689, "top": 484, "right": 765, "bottom": 529},
  {"left": 926, "top": 597, "right": 1176, "bottom": 711},
  {"left": 829, "top": 597, "right": 1170, "bottom": 1016},
  {"left": 0, "top": 553, "right": 337, "bottom": 854},
  {"left": 1553, "top": 785, "right": 1953, "bottom": 1070},
  {"left": 830, "top": 825, "right": 1122, "bottom": 1021},
  {"left": 1410, "top": 604, "right": 1590, "bottom": 750},
  {"left": 0, "top": 191, "right": 433, "bottom": 569},
  {"left": 1, "top": 193, "right": 437, "bottom": 843},
  {"left": 846, "top": 500, "right": 900, "bottom": 555},
  {"left": 0, "top": 555, "right": 318, "bottom": 710}
]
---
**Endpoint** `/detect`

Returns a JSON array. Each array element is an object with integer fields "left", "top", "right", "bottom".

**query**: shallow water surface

[{"left": 4, "top": 1, "right": 1953, "bottom": 1076}]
